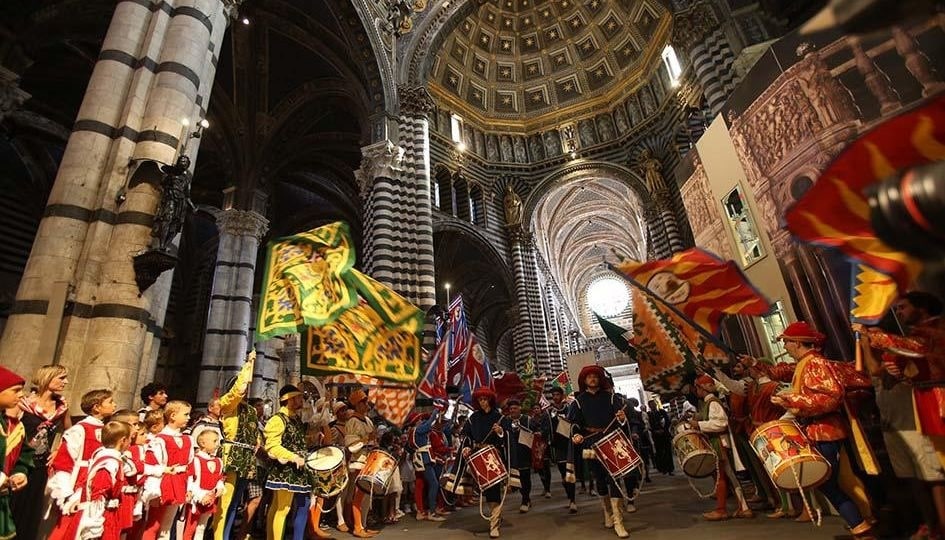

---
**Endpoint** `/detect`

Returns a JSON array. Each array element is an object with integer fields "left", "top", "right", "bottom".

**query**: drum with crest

[
  {"left": 355, "top": 449, "right": 398, "bottom": 493},
  {"left": 672, "top": 429, "right": 717, "bottom": 478},
  {"left": 592, "top": 429, "right": 641, "bottom": 479},
  {"left": 750, "top": 419, "right": 830, "bottom": 489},
  {"left": 467, "top": 445, "right": 508, "bottom": 490},
  {"left": 306, "top": 446, "right": 348, "bottom": 497}
]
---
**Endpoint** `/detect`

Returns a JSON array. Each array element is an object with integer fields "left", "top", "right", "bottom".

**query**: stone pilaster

[
  {"left": 280, "top": 334, "right": 301, "bottom": 388},
  {"left": 196, "top": 209, "right": 268, "bottom": 406},
  {"left": 509, "top": 230, "right": 551, "bottom": 372},
  {"left": 0, "top": 0, "right": 244, "bottom": 408},
  {"left": 251, "top": 334, "right": 283, "bottom": 401}
]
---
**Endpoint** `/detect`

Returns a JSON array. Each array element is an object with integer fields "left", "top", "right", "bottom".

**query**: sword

[{"left": 222, "top": 439, "right": 256, "bottom": 450}]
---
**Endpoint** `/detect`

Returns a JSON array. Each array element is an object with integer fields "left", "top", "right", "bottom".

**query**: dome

[{"left": 428, "top": 0, "right": 671, "bottom": 130}]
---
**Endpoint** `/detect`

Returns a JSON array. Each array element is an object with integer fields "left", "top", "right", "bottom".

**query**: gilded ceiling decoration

[{"left": 428, "top": 0, "right": 670, "bottom": 129}]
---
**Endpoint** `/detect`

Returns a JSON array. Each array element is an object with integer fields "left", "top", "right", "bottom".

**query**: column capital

[
  {"left": 398, "top": 85, "right": 436, "bottom": 118},
  {"left": 217, "top": 208, "right": 269, "bottom": 240},
  {"left": 510, "top": 228, "right": 534, "bottom": 247},
  {"left": 355, "top": 140, "right": 405, "bottom": 197}
]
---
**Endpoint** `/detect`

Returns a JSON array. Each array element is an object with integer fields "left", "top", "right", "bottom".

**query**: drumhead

[
  {"left": 773, "top": 458, "right": 830, "bottom": 490},
  {"left": 306, "top": 446, "right": 345, "bottom": 471},
  {"left": 682, "top": 451, "right": 717, "bottom": 478}
]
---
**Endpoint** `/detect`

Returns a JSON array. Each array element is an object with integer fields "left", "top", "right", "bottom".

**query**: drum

[
  {"left": 467, "top": 446, "right": 508, "bottom": 491},
  {"left": 750, "top": 419, "right": 830, "bottom": 489},
  {"left": 671, "top": 430, "right": 717, "bottom": 478},
  {"left": 355, "top": 449, "right": 397, "bottom": 493},
  {"left": 592, "top": 430, "right": 641, "bottom": 479},
  {"left": 306, "top": 446, "right": 348, "bottom": 497}
]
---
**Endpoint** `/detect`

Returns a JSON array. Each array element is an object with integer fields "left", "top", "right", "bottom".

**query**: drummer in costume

[
  {"left": 345, "top": 389, "right": 379, "bottom": 538},
  {"left": 264, "top": 384, "right": 314, "bottom": 540},
  {"left": 411, "top": 408, "right": 446, "bottom": 522},
  {"left": 461, "top": 387, "right": 506, "bottom": 539},
  {"left": 691, "top": 374, "right": 753, "bottom": 521},
  {"left": 567, "top": 365, "right": 630, "bottom": 539},
  {"left": 548, "top": 387, "right": 577, "bottom": 513},
  {"left": 761, "top": 321, "right": 875, "bottom": 539},
  {"left": 500, "top": 399, "right": 534, "bottom": 513}
]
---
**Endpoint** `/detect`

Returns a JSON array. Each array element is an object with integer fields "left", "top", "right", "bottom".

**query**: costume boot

[
  {"left": 308, "top": 503, "right": 333, "bottom": 539},
  {"left": 602, "top": 496, "right": 614, "bottom": 528},
  {"left": 610, "top": 498, "right": 629, "bottom": 538},
  {"left": 489, "top": 502, "right": 502, "bottom": 538}
]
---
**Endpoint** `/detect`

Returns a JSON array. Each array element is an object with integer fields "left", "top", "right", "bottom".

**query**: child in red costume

[
  {"left": 108, "top": 410, "right": 151, "bottom": 538},
  {"left": 79, "top": 421, "right": 133, "bottom": 540},
  {"left": 141, "top": 400, "right": 193, "bottom": 540},
  {"left": 48, "top": 389, "right": 117, "bottom": 540},
  {"left": 183, "top": 429, "right": 225, "bottom": 539}
]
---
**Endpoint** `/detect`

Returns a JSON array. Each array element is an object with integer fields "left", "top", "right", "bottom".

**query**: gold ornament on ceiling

[{"left": 428, "top": 0, "right": 671, "bottom": 131}]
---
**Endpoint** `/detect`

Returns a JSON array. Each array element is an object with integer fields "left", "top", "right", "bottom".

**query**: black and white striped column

[
  {"left": 197, "top": 208, "right": 268, "bottom": 406},
  {"left": 689, "top": 29, "right": 738, "bottom": 119},
  {"left": 0, "top": 0, "right": 244, "bottom": 407},
  {"left": 655, "top": 190, "right": 685, "bottom": 254}
]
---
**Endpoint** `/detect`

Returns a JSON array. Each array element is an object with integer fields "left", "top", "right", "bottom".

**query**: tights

[
  {"left": 815, "top": 441, "right": 866, "bottom": 529},
  {"left": 556, "top": 462, "right": 576, "bottom": 502},
  {"left": 267, "top": 490, "right": 310, "bottom": 540}
]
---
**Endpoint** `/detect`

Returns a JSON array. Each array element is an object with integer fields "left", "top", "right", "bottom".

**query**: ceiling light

[{"left": 242, "top": 17, "right": 250, "bottom": 25}]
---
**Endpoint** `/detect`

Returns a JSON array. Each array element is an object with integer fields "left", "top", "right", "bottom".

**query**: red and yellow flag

[
  {"left": 786, "top": 96, "right": 945, "bottom": 297},
  {"left": 614, "top": 248, "right": 771, "bottom": 334}
]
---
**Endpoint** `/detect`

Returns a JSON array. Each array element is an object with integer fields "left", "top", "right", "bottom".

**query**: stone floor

[{"left": 362, "top": 474, "right": 848, "bottom": 540}]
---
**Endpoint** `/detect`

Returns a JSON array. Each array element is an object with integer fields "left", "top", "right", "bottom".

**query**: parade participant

[
  {"left": 188, "top": 398, "right": 223, "bottom": 442},
  {"left": 211, "top": 351, "right": 257, "bottom": 540},
  {"left": 531, "top": 405, "right": 553, "bottom": 499},
  {"left": 501, "top": 399, "right": 534, "bottom": 513},
  {"left": 264, "top": 385, "right": 312, "bottom": 540},
  {"left": 11, "top": 364, "right": 70, "bottom": 540},
  {"left": 78, "top": 420, "right": 132, "bottom": 540},
  {"left": 647, "top": 400, "right": 673, "bottom": 476},
  {"left": 568, "top": 366, "right": 629, "bottom": 539},
  {"left": 305, "top": 394, "right": 335, "bottom": 540},
  {"left": 345, "top": 389, "right": 379, "bottom": 538},
  {"left": 237, "top": 397, "right": 269, "bottom": 540},
  {"left": 462, "top": 387, "right": 506, "bottom": 538},
  {"left": 411, "top": 410, "right": 445, "bottom": 521},
  {"left": 761, "top": 321, "right": 875, "bottom": 539},
  {"left": 48, "top": 389, "right": 116, "bottom": 540},
  {"left": 138, "top": 382, "right": 169, "bottom": 422},
  {"left": 548, "top": 387, "right": 577, "bottom": 512},
  {"left": 141, "top": 400, "right": 194, "bottom": 540},
  {"left": 109, "top": 410, "right": 148, "bottom": 537},
  {"left": 621, "top": 397, "right": 646, "bottom": 512},
  {"left": 0, "top": 366, "right": 30, "bottom": 540},
  {"left": 691, "top": 374, "right": 753, "bottom": 521},
  {"left": 329, "top": 401, "right": 351, "bottom": 534},
  {"left": 184, "top": 430, "right": 226, "bottom": 540},
  {"left": 429, "top": 408, "right": 454, "bottom": 516}
]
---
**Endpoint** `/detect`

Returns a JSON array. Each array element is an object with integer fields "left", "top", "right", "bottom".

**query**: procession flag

[
  {"left": 631, "top": 289, "right": 728, "bottom": 394},
  {"left": 447, "top": 295, "right": 472, "bottom": 367},
  {"left": 850, "top": 264, "right": 899, "bottom": 324},
  {"left": 613, "top": 247, "right": 771, "bottom": 335},
  {"left": 323, "top": 373, "right": 415, "bottom": 427},
  {"left": 418, "top": 341, "right": 449, "bottom": 400},
  {"left": 456, "top": 338, "right": 494, "bottom": 404},
  {"left": 595, "top": 313, "right": 635, "bottom": 355},
  {"left": 786, "top": 96, "right": 945, "bottom": 313},
  {"left": 551, "top": 371, "right": 573, "bottom": 396}
]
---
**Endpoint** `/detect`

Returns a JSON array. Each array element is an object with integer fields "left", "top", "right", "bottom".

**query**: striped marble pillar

[
  {"left": 509, "top": 230, "right": 548, "bottom": 371},
  {"left": 654, "top": 189, "right": 685, "bottom": 254},
  {"left": 0, "top": 0, "right": 243, "bottom": 408},
  {"left": 251, "top": 334, "right": 283, "bottom": 400},
  {"left": 646, "top": 205, "right": 672, "bottom": 259},
  {"left": 196, "top": 208, "right": 268, "bottom": 406}
]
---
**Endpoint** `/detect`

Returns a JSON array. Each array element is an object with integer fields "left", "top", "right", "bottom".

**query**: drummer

[
  {"left": 263, "top": 384, "right": 314, "bottom": 540},
  {"left": 412, "top": 408, "right": 446, "bottom": 522},
  {"left": 758, "top": 321, "right": 875, "bottom": 539},
  {"left": 329, "top": 401, "right": 352, "bottom": 534},
  {"left": 345, "top": 389, "right": 379, "bottom": 538},
  {"left": 500, "top": 399, "right": 535, "bottom": 513},
  {"left": 548, "top": 387, "right": 577, "bottom": 513},
  {"left": 461, "top": 387, "right": 506, "bottom": 538},
  {"left": 691, "top": 374, "right": 753, "bottom": 521},
  {"left": 567, "top": 365, "right": 629, "bottom": 539}
]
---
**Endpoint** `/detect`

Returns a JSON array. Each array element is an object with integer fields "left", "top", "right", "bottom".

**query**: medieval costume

[
  {"left": 264, "top": 385, "right": 312, "bottom": 540},
  {"left": 462, "top": 387, "right": 506, "bottom": 538},
  {"left": 548, "top": 388, "right": 577, "bottom": 512},
  {"left": 0, "top": 368, "right": 31, "bottom": 540},
  {"left": 500, "top": 401, "right": 534, "bottom": 513}
]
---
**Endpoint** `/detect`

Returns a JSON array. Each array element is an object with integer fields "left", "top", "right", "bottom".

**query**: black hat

[{"left": 279, "top": 385, "right": 302, "bottom": 403}]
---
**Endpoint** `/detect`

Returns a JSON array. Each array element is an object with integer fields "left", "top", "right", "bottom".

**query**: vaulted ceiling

[
  {"left": 428, "top": 0, "right": 670, "bottom": 129},
  {"left": 531, "top": 176, "right": 647, "bottom": 329}
]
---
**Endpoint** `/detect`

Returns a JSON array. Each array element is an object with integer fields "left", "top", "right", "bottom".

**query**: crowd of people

[{"left": 0, "top": 291, "right": 944, "bottom": 540}]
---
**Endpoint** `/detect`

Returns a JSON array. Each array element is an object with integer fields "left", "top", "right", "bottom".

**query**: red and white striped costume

[
  {"left": 48, "top": 416, "right": 104, "bottom": 540},
  {"left": 182, "top": 451, "right": 225, "bottom": 539}
]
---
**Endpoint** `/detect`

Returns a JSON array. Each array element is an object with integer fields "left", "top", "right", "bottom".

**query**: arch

[{"left": 432, "top": 217, "right": 514, "bottom": 293}]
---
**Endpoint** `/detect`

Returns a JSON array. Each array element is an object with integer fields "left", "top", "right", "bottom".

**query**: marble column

[
  {"left": 645, "top": 206, "right": 672, "bottom": 259},
  {"left": 281, "top": 334, "right": 301, "bottom": 388},
  {"left": 251, "top": 334, "right": 283, "bottom": 400},
  {"left": 509, "top": 230, "right": 550, "bottom": 372},
  {"left": 0, "top": 0, "right": 243, "bottom": 408},
  {"left": 196, "top": 209, "right": 269, "bottom": 406},
  {"left": 654, "top": 189, "right": 685, "bottom": 254}
]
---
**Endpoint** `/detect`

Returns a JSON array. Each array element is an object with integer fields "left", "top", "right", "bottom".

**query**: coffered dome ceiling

[{"left": 428, "top": 0, "right": 670, "bottom": 129}]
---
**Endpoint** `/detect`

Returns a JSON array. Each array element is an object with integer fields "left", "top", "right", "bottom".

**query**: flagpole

[{"left": 608, "top": 264, "right": 738, "bottom": 360}]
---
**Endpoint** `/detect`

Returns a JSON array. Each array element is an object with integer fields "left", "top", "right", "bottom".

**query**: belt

[{"left": 121, "top": 486, "right": 139, "bottom": 494}]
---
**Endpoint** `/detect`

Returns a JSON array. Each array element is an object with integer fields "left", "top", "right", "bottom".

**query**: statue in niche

[
  {"left": 543, "top": 131, "right": 560, "bottom": 157},
  {"left": 504, "top": 184, "right": 523, "bottom": 229},
  {"left": 639, "top": 149, "right": 668, "bottom": 193},
  {"left": 640, "top": 86, "right": 656, "bottom": 116},
  {"left": 474, "top": 131, "right": 485, "bottom": 156},
  {"left": 627, "top": 97, "right": 641, "bottom": 125},
  {"left": 500, "top": 135, "right": 514, "bottom": 162},
  {"left": 578, "top": 119, "right": 597, "bottom": 147},
  {"left": 438, "top": 109, "right": 450, "bottom": 135},
  {"left": 528, "top": 135, "right": 545, "bottom": 161},
  {"left": 597, "top": 114, "right": 615, "bottom": 141},
  {"left": 486, "top": 135, "right": 499, "bottom": 162},
  {"left": 153, "top": 155, "right": 196, "bottom": 251},
  {"left": 513, "top": 137, "right": 527, "bottom": 163},
  {"left": 614, "top": 106, "right": 629, "bottom": 135}
]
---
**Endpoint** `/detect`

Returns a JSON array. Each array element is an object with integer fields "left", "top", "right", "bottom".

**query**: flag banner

[
  {"left": 595, "top": 313, "right": 635, "bottom": 355},
  {"left": 418, "top": 341, "right": 449, "bottom": 400},
  {"left": 457, "top": 339, "right": 495, "bottom": 404},
  {"left": 301, "top": 298, "right": 423, "bottom": 384},
  {"left": 631, "top": 289, "right": 728, "bottom": 394},
  {"left": 493, "top": 371, "right": 525, "bottom": 405},
  {"left": 324, "top": 373, "right": 415, "bottom": 427},
  {"left": 786, "top": 96, "right": 945, "bottom": 293},
  {"left": 257, "top": 222, "right": 359, "bottom": 340},
  {"left": 551, "top": 371, "right": 573, "bottom": 396},
  {"left": 447, "top": 295, "right": 472, "bottom": 368},
  {"left": 613, "top": 248, "right": 772, "bottom": 335},
  {"left": 850, "top": 264, "right": 899, "bottom": 324}
]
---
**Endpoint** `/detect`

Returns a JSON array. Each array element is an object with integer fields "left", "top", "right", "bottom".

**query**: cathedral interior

[{"left": 0, "top": 0, "right": 943, "bottom": 408}]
